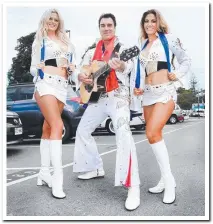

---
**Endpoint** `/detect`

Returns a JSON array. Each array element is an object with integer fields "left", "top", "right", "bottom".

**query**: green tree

[
  {"left": 177, "top": 88, "right": 197, "bottom": 109},
  {"left": 8, "top": 32, "right": 36, "bottom": 84}
]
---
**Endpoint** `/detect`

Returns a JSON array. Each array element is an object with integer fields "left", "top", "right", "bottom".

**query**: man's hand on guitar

[
  {"left": 108, "top": 52, "right": 126, "bottom": 72},
  {"left": 78, "top": 73, "right": 93, "bottom": 85}
]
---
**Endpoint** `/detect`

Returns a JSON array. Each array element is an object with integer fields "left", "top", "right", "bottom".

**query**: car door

[
  {"left": 7, "top": 86, "right": 18, "bottom": 111},
  {"left": 11, "top": 99, "right": 44, "bottom": 137}
]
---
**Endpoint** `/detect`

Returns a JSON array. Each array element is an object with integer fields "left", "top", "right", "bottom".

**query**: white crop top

[
  {"left": 30, "top": 36, "right": 73, "bottom": 77},
  {"left": 138, "top": 33, "right": 191, "bottom": 88}
]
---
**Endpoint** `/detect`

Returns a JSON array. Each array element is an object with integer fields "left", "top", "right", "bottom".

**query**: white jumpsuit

[{"left": 73, "top": 38, "right": 141, "bottom": 187}]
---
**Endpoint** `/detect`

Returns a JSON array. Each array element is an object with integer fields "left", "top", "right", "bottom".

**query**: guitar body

[{"left": 80, "top": 61, "right": 108, "bottom": 103}]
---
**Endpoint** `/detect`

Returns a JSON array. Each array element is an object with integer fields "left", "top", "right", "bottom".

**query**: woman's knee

[
  {"left": 42, "top": 122, "right": 51, "bottom": 138},
  {"left": 42, "top": 122, "right": 51, "bottom": 133},
  {"left": 146, "top": 129, "right": 162, "bottom": 143},
  {"left": 50, "top": 120, "right": 64, "bottom": 134}
]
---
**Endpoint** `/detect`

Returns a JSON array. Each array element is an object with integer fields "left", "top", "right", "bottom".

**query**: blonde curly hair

[
  {"left": 35, "top": 8, "right": 70, "bottom": 46},
  {"left": 32, "top": 8, "right": 75, "bottom": 64}
]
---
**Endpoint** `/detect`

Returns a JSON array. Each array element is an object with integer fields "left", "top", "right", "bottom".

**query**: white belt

[
  {"left": 144, "top": 82, "right": 175, "bottom": 96},
  {"left": 41, "top": 73, "right": 68, "bottom": 89}
]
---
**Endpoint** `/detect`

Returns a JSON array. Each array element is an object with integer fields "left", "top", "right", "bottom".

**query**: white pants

[{"left": 73, "top": 95, "right": 140, "bottom": 187}]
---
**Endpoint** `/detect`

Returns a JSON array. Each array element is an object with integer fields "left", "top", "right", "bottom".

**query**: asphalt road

[{"left": 6, "top": 117, "right": 206, "bottom": 219}]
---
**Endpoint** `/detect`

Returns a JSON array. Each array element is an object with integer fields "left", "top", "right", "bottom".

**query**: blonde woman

[
  {"left": 134, "top": 9, "right": 191, "bottom": 203},
  {"left": 30, "top": 8, "right": 77, "bottom": 199}
]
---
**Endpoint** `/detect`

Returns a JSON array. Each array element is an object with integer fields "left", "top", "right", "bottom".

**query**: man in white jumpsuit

[{"left": 73, "top": 13, "right": 141, "bottom": 211}]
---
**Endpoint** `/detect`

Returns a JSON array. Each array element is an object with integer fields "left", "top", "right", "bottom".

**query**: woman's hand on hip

[
  {"left": 36, "top": 61, "right": 45, "bottom": 70},
  {"left": 134, "top": 88, "right": 144, "bottom": 96},
  {"left": 68, "top": 63, "right": 76, "bottom": 73},
  {"left": 168, "top": 72, "right": 177, "bottom": 81}
]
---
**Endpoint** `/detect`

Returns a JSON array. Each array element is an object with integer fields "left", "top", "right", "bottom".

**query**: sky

[{"left": 5, "top": 3, "right": 207, "bottom": 89}]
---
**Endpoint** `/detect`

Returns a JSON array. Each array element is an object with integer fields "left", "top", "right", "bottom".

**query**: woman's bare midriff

[
  {"left": 145, "top": 69, "right": 171, "bottom": 85},
  {"left": 43, "top": 66, "right": 68, "bottom": 79}
]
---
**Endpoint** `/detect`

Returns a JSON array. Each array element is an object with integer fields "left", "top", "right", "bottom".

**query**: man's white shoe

[
  {"left": 125, "top": 186, "right": 140, "bottom": 211},
  {"left": 78, "top": 168, "right": 105, "bottom": 180}
]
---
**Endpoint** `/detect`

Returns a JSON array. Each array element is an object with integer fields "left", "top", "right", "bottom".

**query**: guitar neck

[{"left": 91, "top": 45, "right": 139, "bottom": 79}]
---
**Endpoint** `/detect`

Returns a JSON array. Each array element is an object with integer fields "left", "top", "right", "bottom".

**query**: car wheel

[
  {"left": 62, "top": 119, "right": 70, "bottom": 143},
  {"left": 169, "top": 115, "right": 178, "bottom": 124},
  {"left": 106, "top": 119, "right": 115, "bottom": 135},
  {"left": 179, "top": 118, "right": 184, "bottom": 123}
]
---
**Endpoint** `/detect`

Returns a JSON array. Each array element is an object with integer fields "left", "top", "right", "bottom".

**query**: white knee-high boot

[
  {"left": 37, "top": 139, "right": 52, "bottom": 188},
  {"left": 149, "top": 139, "right": 176, "bottom": 204},
  {"left": 50, "top": 140, "right": 66, "bottom": 199}
]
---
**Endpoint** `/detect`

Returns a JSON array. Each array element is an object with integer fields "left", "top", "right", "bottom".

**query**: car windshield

[
  {"left": 19, "top": 86, "right": 34, "bottom": 100},
  {"left": 7, "top": 87, "right": 16, "bottom": 101}
]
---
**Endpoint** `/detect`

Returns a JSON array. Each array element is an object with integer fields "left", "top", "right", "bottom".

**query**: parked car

[
  {"left": 7, "top": 110, "right": 23, "bottom": 145},
  {"left": 96, "top": 110, "right": 146, "bottom": 135},
  {"left": 190, "top": 110, "right": 205, "bottom": 117},
  {"left": 168, "top": 104, "right": 184, "bottom": 124},
  {"left": 7, "top": 83, "right": 85, "bottom": 143}
]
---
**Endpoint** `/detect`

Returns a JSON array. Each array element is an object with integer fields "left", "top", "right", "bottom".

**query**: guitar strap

[{"left": 110, "top": 43, "right": 121, "bottom": 59}]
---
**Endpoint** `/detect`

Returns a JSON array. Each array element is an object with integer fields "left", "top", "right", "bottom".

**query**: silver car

[{"left": 96, "top": 111, "right": 146, "bottom": 135}]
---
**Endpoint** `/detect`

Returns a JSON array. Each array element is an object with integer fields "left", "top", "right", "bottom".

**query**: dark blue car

[{"left": 7, "top": 83, "right": 85, "bottom": 143}]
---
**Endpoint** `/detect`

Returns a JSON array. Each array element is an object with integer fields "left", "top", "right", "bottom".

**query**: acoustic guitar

[{"left": 80, "top": 46, "right": 140, "bottom": 103}]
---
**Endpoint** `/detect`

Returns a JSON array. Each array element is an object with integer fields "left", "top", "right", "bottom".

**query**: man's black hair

[{"left": 98, "top": 13, "right": 117, "bottom": 27}]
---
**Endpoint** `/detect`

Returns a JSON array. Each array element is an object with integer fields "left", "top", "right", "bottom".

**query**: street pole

[
  {"left": 198, "top": 91, "right": 199, "bottom": 110},
  {"left": 197, "top": 89, "right": 201, "bottom": 118},
  {"left": 66, "top": 30, "right": 70, "bottom": 38}
]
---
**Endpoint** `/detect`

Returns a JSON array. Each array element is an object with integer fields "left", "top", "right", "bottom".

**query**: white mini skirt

[
  {"left": 143, "top": 82, "right": 177, "bottom": 106},
  {"left": 33, "top": 73, "right": 68, "bottom": 104}
]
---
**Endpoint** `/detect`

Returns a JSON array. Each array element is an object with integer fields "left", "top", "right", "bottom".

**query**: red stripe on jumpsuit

[{"left": 124, "top": 154, "right": 132, "bottom": 187}]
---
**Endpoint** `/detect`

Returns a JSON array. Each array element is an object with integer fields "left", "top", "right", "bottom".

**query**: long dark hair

[{"left": 140, "top": 9, "right": 169, "bottom": 41}]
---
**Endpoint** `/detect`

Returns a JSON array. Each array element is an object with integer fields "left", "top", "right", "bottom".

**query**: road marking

[
  {"left": 7, "top": 167, "right": 42, "bottom": 170},
  {"left": 7, "top": 143, "right": 116, "bottom": 148},
  {"left": 63, "top": 143, "right": 116, "bottom": 147},
  {"left": 7, "top": 121, "right": 204, "bottom": 186}
]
